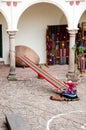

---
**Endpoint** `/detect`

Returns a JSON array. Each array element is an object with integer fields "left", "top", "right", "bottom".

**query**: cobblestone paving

[{"left": 0, "top": 65, "right": 86, "bottom": 130}]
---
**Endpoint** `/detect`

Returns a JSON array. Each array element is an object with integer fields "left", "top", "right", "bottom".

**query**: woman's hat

[{"left": 67, "top": 80, "right": 74, "bottom": 85}]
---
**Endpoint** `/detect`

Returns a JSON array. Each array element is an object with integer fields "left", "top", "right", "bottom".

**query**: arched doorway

[
  {"left": 76, "top": 10, "right": 86, "bottom": 73},
  {"left": 0, "top": 12, "right": 8, "bottom": 64},
  {"left": 16, "top": 2, "right": 68, "bottom": 64}
]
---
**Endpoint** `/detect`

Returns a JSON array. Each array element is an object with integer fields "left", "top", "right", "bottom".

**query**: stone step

[{"left": 5, "top": 113, "right": 30, "bottom": 130}]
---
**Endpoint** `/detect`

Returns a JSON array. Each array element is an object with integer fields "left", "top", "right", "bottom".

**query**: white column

[
  {"left": 7, "top": 31, "right": 17, "bottom": 80},
  {"left": 67, "top": 29, "right": 79, "bottom": 81},
  {"left": 68, "top": 29, "right": 77, "bottom": 72}
]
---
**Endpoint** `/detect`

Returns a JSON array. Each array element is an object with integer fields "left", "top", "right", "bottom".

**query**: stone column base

[
  {"left": 66, "top": 71, "right": 80, "bottom": 82},
  {"left": 7, "top": 73, "right": 17, "bottom": 81}
]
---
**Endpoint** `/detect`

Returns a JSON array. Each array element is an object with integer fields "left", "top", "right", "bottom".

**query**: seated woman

[{"left": 61, "top": 81, "right": 78, "bottom": 99}]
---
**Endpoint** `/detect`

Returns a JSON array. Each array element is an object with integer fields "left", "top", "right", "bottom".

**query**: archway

[
  {"left": 76, "top": 10, "right": 86, "bottom": 73},
  {"left": 16, "top": 2, "right": 68, "bottom": 64},
  {"left": 0, "top": 12, "right": 8, "bottom": 64}
]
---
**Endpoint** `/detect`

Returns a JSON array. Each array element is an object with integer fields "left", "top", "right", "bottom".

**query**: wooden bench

[{"left": 5, "top": 113, "right": 29, "bottom": 130}]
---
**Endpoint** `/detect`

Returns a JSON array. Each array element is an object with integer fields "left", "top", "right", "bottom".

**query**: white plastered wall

[
  {"left": 79, "top": 10, "right": 86, "bottom": 22},
  {"left": 16, "top": 3, "right": 67, "bottom": 64}
]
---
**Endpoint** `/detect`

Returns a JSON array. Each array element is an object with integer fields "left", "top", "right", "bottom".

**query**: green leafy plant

[{"left": 78, "top": 46, "right": 85, "bottom": 56}]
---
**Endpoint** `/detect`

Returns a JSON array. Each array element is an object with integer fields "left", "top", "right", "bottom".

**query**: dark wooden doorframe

[{"left": 0, "top": 25, "right": 2, "bottom": 58}]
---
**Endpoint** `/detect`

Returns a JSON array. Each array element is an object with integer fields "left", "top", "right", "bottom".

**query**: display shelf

[{"left": 46, "top": 25, "right": 69, "bottom": 65}]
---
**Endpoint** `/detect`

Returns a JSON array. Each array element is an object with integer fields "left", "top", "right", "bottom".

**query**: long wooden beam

[{"left": 17, "top": 56, "right": 66, "bottom": 91}]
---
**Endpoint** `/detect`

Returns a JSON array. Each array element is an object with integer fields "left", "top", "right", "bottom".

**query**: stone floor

[{"left": 0, "top": 65, "right": 86, "bottom": 130}]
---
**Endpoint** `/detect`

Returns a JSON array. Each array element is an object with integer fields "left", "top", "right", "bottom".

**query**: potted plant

[{"left": 72, "top": 44, "right": 86, "bottom": 70}]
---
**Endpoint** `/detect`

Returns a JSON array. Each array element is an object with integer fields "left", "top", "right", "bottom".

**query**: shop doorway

[{"left": 46, "top": 25, "right": 69, "bottom": 65}]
